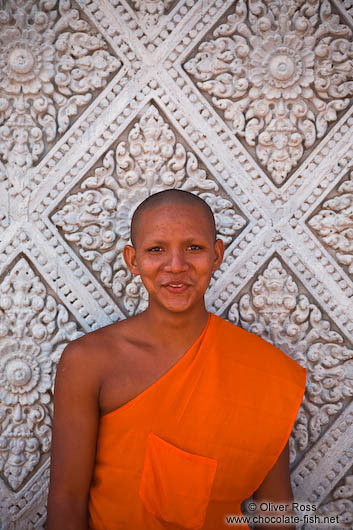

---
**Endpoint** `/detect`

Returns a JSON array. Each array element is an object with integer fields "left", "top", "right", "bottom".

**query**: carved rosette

[
  {"left": 184, "top": 0, "right": 353, "bottom": 184},
  {"left": 52, "top": 105, "right": 247, "bottom": 316},
  {"left": 0, "top": 258, "right": 81, "bottom": 490},
  {"left": 309, "top": 171, "right": 353, "bottom": 275},
  {"left": 0, "top": 0, "right": 121, "bottom": 194},
  {"left": 227, "top": 258, "right": 353, "bottom": 461}
]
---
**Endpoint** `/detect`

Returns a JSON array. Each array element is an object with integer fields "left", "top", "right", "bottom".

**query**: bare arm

[
  {"left": 253, "top": 442, "right": 295, "bottom": 530},
  {"left": 46, "top": 342, "right": 100, "bottom": 530}
]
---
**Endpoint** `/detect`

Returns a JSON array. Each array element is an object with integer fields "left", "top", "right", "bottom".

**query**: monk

[{"left": 46, "top": 189, "right": 306, "bottom": 530}]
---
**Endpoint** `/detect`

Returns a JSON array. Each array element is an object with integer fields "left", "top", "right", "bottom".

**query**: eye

[
  {"left": 147, "top": 246, "right": 163, "bottom": 252},
  {"left": 188, "top": 244, "right": 203, "bottom": 251}
]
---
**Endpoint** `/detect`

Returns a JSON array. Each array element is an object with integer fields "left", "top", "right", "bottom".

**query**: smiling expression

[{"left": 123, "top": 202, "right": 224, "bottom": 315}]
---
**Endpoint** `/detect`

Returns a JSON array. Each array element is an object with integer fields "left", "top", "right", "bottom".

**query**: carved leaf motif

[
  {"left": 0, "top": 0, "right": 121, "bottom": 194},
  {"left": 309, "top": 171, "right": 353, "bottom": 274},
  {"left": 53, "top": 105, "right": 247, "bottom": 315},
  {"left": 184, "top": 0, "right": 353, "bottom": 184},
  {"left": 0, "top": 258, "right": 82, "bottom": 489},
  {"left": 227, "top": 257, "right": 353, "bottom": 459}
]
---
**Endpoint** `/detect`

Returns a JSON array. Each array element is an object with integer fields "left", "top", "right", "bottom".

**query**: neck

[{"left": 139, "top": 304, "right": 209, "bottom": 351}]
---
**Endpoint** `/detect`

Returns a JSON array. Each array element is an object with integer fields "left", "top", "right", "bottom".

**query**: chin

[
  {"left": 161, "top": 298, "right": 202, "bottom": 314},
  {"left": 167, "top": 306, "right": 192, "bottom": 313},
  {"left": 149, "top": 290, "right": 205, "bottom": 314},
  {"left": 162, "top": 303, "right": 192, "bottom": 313}
]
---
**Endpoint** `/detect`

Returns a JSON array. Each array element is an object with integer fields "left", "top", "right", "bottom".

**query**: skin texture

[
  {"left": 130, "top": 189, "right": 217, "bottom": 247},
  {"left": 46, "top": 197, "right": 295, "bottom": 530}
]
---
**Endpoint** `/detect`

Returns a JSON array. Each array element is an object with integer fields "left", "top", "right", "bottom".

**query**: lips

[{"left": 162, "top": 281, "right": 191, "bottom": 293}]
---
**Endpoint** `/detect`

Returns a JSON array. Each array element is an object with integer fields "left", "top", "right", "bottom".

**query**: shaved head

[{"left": 130, "top": 189, "right": 216, "bottom": 247}]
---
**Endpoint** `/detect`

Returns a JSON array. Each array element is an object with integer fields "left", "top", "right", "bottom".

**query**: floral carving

[
  {"left": 0, "top": 343, "right": 51, "bottom": 406},
  {"left": 227, "top": 257, "right": 353, "bottom": 461},
  {"left": 0, "top": 258, "right": 81, "bottom": 490},
  {"left": 53, "top": 105, "right": 247, "bottom": 316},
  {"left": 309, "top": 171, "right": 353, "bottom": 275},
  {"left": 0, "top": 0, "right": 121, "bottom": 194},
  {"left": 184, "top": 0, "right": 353, "bottom": 184},
  {"left": 131, "top": 0, "right": 174, "bottom": 28}
]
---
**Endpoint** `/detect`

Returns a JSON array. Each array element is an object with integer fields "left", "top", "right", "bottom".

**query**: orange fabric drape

[{"left": 88, "top": 313, "right": 306, "bottom": 529}]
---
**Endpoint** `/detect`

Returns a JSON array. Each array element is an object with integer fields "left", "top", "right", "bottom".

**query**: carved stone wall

[{"left": 0, "top": 0, "right": 353, "bottom": 528}]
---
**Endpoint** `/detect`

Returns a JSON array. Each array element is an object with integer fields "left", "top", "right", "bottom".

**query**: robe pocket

[{"left": 139, "top": 432, "right": 217, "bottom": 529}]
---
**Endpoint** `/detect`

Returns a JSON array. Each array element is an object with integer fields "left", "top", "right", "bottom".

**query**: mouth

[{"left": 162, "top": 282, "right": 191, "bottom": 293}]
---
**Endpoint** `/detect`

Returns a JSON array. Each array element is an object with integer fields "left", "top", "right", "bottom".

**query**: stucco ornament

[
  {"left": 53, "top": 105, "right": 247, "bottom": 316},
  {"left": 184, "top": 0, "right": 353, "bottom": 184},
  {"left": 309, "top": 171, "right": 353, "bottom": 274},
  {"left": 319, "top": 471, "right": 353, "bottom": 528},
  {"left": 0, "top": 343, "right": 51, "bottom": 407},
  {"left": 1, "top": 465, "right": 50, "bottom": 528},
  {"left": 0, "top": 259, "right": 81, "bottom": 490},
  {"left": 0, "top": 0, "right": 121, "bottom": 194},
  {"left": 131, "top": 0, "right": 174, "bottom": 27},
  {"left": 227, "top": 258, "right": 353, "bottom": 461}
]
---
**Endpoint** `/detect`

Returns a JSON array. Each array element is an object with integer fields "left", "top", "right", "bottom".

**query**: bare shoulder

[
  {"left": 62, "top": 317, "right": 127, "bottom": 357},
  {"left": 55, "top": 314, "right": 152, "bottom": 416},
  {"left": 56, "top": 317, "right": 139, "bottom": 386}
]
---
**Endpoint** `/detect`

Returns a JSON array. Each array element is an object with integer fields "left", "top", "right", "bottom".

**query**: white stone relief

[
  {"left": 342, "top": 0, "right": 353, "bottom": 18},
  {"left": 0, "top": 258, "right": 81, "bottom": 490},
  {"left": 227, "top": 257, "right": 353, "bottom": 460},
  {"left": 184, "top": 0, "right": 353, "bottom": 185},
  {"left": 0, "top": 205, "right": 8, "bottom": 231},
  {"left": 309, "top": 171, "right": 353, "bottom": 275},
  {"left": 131, "top": 0, "right": 174, "bottom": 27},
  {"left": 0, "top": 0, "right": 121, "bottom": 195},
  {"left": 52, "top": 105, "right": 247, "bottom": 316},
  {"left": 1, "top": 0, "right": 353, "bottom": 526},
  {"left": 1, "top": 465, "right": 50, "bottom": 530},
  {"left": 320, "top": 470, "right": 353, "bottom": 528}
]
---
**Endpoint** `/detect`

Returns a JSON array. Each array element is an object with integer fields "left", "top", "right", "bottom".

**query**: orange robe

[{"left": 88, "top": 313, "right": 306, "bottom": 529}]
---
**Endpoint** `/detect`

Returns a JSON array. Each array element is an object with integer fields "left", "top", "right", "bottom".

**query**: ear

[
  {"left": 123, "top": 244, "right": 140, "bottom": 275},
  {"left": 212, "top": 239, "right": 224, "bottom": 271}
]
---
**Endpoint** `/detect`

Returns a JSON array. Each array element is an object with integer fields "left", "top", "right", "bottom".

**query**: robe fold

[{"left": 88, "top": 313, "right": 306, "bottom": 529}]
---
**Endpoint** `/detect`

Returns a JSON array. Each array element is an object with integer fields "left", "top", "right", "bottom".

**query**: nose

[{"left": 164, "top": 248, "right": 188, "bottom": 273}]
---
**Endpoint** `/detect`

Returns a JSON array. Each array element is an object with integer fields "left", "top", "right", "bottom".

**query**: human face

[{"left": 123, "top": 203, "right": 224, "bottom": 315}]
